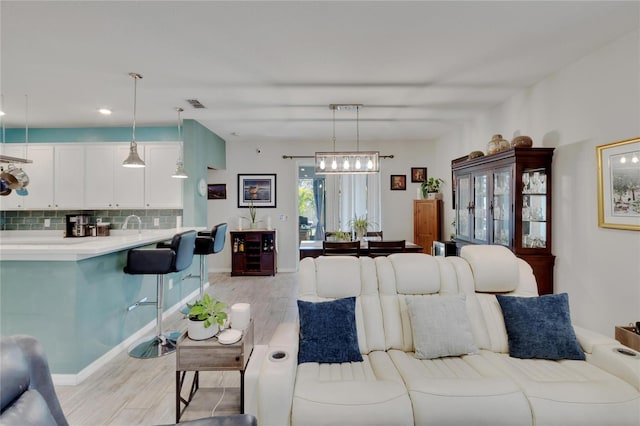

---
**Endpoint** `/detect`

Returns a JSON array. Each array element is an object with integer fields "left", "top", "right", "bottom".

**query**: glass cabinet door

[
  {"left": 456, "top": 174, "right": 471, "bottom": 240},
  {"left": 522, "top": 168, "right": 547, "bottom": 248},
  {"left": 473, "top": 172, "right": 488, "bottom": 242},
  {"left": 492, "top": 168, "right": 511, "bottom": 246}
]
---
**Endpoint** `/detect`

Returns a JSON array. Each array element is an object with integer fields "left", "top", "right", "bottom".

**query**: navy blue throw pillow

[
  {"left": 496, "top": 293, "right": 585, "bottom": 360},
  {"left": 297, "top": 296, "right": 363, "bottom": 364}
]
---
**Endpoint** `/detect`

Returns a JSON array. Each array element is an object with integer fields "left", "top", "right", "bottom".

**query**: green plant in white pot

[
  {"left": 421, "top": 177, "right": 444, "bottom": 200},
  {"left": 186, "top": 294, "right": 228, "bottom": 340},
  {"left": 348, "top": 215, "right": 378, "bottom": 241}
]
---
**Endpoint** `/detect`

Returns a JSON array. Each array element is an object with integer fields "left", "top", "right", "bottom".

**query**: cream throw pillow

[{"left": 407, "top": 295, "right": 478, "bottom": 359}]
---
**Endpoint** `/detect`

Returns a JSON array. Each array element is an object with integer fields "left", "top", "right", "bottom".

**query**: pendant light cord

[
  {"left": 332, "top": 107, "right": 336, "bottom": 151},
  {"left": 132, "top": 76, "right": 137, "bottom": 144},
  {"left": 356, "top": 106, "right": 359, "bottom": 152}
]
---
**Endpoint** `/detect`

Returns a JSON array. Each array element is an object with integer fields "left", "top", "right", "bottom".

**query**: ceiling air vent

[{"left": 186, "top": 99, "right": 206, "bottom": 109}]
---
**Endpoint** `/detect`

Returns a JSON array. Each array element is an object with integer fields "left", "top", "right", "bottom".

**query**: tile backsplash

[{"left": 0, "top": 209, "right": 183, "bottom": 231}]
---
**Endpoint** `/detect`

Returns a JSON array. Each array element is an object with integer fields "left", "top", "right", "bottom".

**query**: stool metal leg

[{"left": 128, "top": 275, "right": 179, "bottom": 359}]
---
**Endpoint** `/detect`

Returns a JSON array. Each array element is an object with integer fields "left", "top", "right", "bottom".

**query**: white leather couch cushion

[
  {"left": 298, "top": 256, "right": 386, "bottom": 354},
  {"left": 461, "top": 245, "right": 519, "bottom": 292},
  {"left": 481, "top": 351, "right": 640, "bottom": 426},
  {"left": 292, "top": 351, "right": 413, "bottom": 426},
  {"left": 388, "top": 349, "right": 533, "bottom": 426}
]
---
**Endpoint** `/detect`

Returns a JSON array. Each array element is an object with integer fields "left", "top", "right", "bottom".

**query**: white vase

[{"left": 187, "top": 319, "right": 219, "bottom": 340}]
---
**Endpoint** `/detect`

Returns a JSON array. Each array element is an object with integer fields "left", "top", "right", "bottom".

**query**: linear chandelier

[{"left": 315, "top": 104, "right": 379, "bottom": 174}]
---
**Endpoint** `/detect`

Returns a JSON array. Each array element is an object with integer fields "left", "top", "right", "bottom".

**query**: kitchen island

[{"left": 0, "top": 228, "right": 204, "bottom": 382}]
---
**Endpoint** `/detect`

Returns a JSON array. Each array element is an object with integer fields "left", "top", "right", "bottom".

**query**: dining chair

[
  {"left": 367, "top": 239, "right": 406, "bottom": 257},
  {"left": 322, "top": 241, "right": 361, "bottom": 256},
  {"left": 366, "top": 231, "right": 383, "bottom": 240}
]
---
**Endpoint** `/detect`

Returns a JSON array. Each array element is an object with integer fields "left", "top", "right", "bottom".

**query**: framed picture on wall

[
  {"left": 390, "top": 174, "right": 406, "bottom": 190},
  {"left": 207, "top": 184, "right": 226, "bottom": 200},
  {"left": 237, "top": 173, "right": 277, "bottom": 208},
  {"left": 411, "top": 167, "right": 427, "bottom": 183},
  {"left": 596, "top": 137, "right": 640, "bottom": 230}
]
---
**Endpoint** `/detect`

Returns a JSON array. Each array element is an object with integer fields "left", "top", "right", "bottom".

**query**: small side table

[{"left": 176, "top": 320, "right": 254, "bottom": 423}]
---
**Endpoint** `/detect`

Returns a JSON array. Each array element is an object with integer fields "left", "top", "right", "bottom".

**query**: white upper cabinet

[
  {"left": 143, "top": 143, "right": 183, "bottom": 208},
  {"left": 54, "top": 145, "right": 85, "bottom": 209},
  {"left": 0, "top": 144, "right": 54, "bottom": 209},
  {"left": 85, "top": 144, "right": 145, "bottom": 209},
  {"left": 2, "top": 142, "right": 181, "bottom": 210}
]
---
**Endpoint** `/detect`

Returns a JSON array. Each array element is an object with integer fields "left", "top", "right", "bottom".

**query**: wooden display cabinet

[
  {"left": 452, "top": 147, "right": 555, "bottom": 295},
  {"left": 413, "top": 199, "right": 442, "bottom": 255},
  {"left": 230, "top": 230, "right": 277, "bottom": 276}
]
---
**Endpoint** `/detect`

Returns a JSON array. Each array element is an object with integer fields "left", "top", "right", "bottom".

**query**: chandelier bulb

[
  {"left": 331, "top": 158, "right": 338, "bottom": 170},
  {"left": 343, "top": 158, "right": 350, "bottom": 170},
  {"left": 320, "top": 158, "right": 326, "bottom": 170},
  {"left": 367, "top": 158, "right": 373, "bottom": 170},
  {"left": 355, "top": 157, "right": 362, "bottom": 170}
]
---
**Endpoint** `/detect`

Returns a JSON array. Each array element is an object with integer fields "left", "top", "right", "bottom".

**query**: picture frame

[
  {"left": 411, "top": 167, "right": 427, "bottom": 183},
  {"left": 390, "top": 174, "right": 406, "bottom": 191},
  {"left": 596, "top": 137, "right": 640, "bottom": 230},
  {"left": 238, "top": 174, "right": 277, "bottom": 208},
  {"left": 207, "top": 183, "right": 226, "bottom": 200}
]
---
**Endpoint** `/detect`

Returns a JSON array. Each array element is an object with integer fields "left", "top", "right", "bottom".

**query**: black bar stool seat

[{"left": 124, "top": 230, "right": 196, "bottom": 359}]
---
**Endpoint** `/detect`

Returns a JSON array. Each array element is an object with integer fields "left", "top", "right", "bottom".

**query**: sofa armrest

[
  {"left": 256, "top": 322, "right": 299, "bottom": 426},
  {"left": 574, "top": 325, "right": 640, "bottom": 391}
]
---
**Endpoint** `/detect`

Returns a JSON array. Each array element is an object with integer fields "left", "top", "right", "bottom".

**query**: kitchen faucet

[{"left": 122, "top": 215, "right": 142, "bottom": 234}]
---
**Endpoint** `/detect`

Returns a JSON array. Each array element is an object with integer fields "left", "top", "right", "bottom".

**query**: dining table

[{"left": 299, "top": 240, "right": 424, "bottom": 259}]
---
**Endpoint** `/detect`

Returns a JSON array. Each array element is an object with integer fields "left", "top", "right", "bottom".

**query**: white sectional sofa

[{"left": 248, "top": 246, "right": 640, "bottom": 426}]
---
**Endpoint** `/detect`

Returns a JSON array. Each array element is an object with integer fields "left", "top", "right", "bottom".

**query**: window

[{"left": 298, "top": 164, "right": 381, "bottom": 241}]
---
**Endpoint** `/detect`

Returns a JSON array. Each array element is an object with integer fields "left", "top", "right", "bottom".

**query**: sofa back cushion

[
  {"left": 377, "top": 254, "right": 460, "bottom": 351},
  {"left": 298, "top": 256, "right": 386, "bottom": 354}
]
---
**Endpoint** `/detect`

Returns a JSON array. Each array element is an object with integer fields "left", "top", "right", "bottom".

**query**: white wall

[
  {"left": 434, "top": 30, "right": 640, "bottom": 336},
  {"left": 205, "top": 138, "right": 440, "bottom": 273}
]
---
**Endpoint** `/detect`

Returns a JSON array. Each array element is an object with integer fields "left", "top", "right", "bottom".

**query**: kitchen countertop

[{"left": 0, "top": 228, "right": 205, "bottom": 261}]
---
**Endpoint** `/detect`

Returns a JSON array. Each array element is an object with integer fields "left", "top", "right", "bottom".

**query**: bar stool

[
  {"left": 124, "top": 230, "right": 197, "bottom": 359},
  {"left": 191, "top": 223, "right": 228, "bottom": 298}
]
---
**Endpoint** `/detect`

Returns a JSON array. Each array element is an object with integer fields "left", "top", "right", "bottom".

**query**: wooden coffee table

[{"left": 175, "top": 320, "right": 254, "bottom": 422}]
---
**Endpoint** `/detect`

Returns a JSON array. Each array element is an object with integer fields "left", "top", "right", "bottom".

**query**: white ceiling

[{"left": 1, "top": 1, "right": 638, "bottom": 145}]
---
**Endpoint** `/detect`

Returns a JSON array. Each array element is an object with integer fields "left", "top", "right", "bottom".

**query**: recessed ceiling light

[{"left": 99, "top": 108, "right": 112, "bottom": 115}]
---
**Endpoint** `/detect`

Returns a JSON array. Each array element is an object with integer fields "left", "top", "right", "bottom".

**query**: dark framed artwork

[
  {"left": 207, "top": 184, "right": 226, "bottom": 200},
  {"left": 411, "top": 167, "right": 427, "bottom": 183},
  {"left": 390, "top": 174, "right": 406, "bottom": 190},
  {"left": 237, "top": 173, "right": 277, "bottom": 208}
]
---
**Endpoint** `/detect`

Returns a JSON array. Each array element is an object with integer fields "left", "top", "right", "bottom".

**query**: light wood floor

[{"left": 55, "top": 272, "right": 299, "bottom": 425}]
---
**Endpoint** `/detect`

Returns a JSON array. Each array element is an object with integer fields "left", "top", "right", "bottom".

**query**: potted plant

[
  {"left": 327, "top": 230, "right": 352, "bottom": 241},
  {"left": 421, "top": 177, "right": 444, "bottom": 200},
  {"left": 348, "top": 215, "right": 378, "bottom": 241},
  {"left": 244, "top": 201, "right": 258, "bottom": 229},
  {"left": 186, "top": 294, "right": 228, "bottom": 340}
]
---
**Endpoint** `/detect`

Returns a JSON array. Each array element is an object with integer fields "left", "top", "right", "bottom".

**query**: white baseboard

[{"left": 52, "top": 286, "right": 203, "bottom": 386}]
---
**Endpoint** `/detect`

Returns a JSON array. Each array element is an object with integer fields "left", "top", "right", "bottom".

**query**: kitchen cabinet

[
  {"left": 54, "top": 145, "right": 85, "bottom": 209},
  {"left": 144, "top": 144, "right": 182, "bottom": 208},
  {"left": 85, "top": 144, "right": 144, "bottom": 209},
  {"left": 0, "top": 144, "right": 54, "bottom": 209},
  {"left": 413, "top": 199, "right": 442, "bottom": 254},
  {"left": 452, "top": 147, "right": 555, "bottom": 295},
  {"left": 230, "top": 230, "right": 277, "bottom": 276}
]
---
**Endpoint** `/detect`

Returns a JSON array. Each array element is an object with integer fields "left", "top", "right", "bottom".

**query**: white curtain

[{"left": 326, "top": 173, "right": 381, "bottom": 233}]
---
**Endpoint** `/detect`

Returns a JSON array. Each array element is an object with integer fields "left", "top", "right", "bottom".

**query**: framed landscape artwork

[
  {"left": 596, "top": 137, "right": 640, "bottom": 230},
  {"left": 207, "top": 184, "right": 226, "bottom": 200},
  {"left": 238, "top": 174, "right": 277, "bottom": 208}
]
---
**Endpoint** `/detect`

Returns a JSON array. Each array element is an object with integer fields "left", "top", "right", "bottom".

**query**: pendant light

[
  {"left": 171, "top": 107, "right": 188, "bottom": 179},
  {"left": 122, "top": 72, "right": 145, "bottom": 168},
  {"left": 315, "top": 104, "right": 379, "bottom": 174}
]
